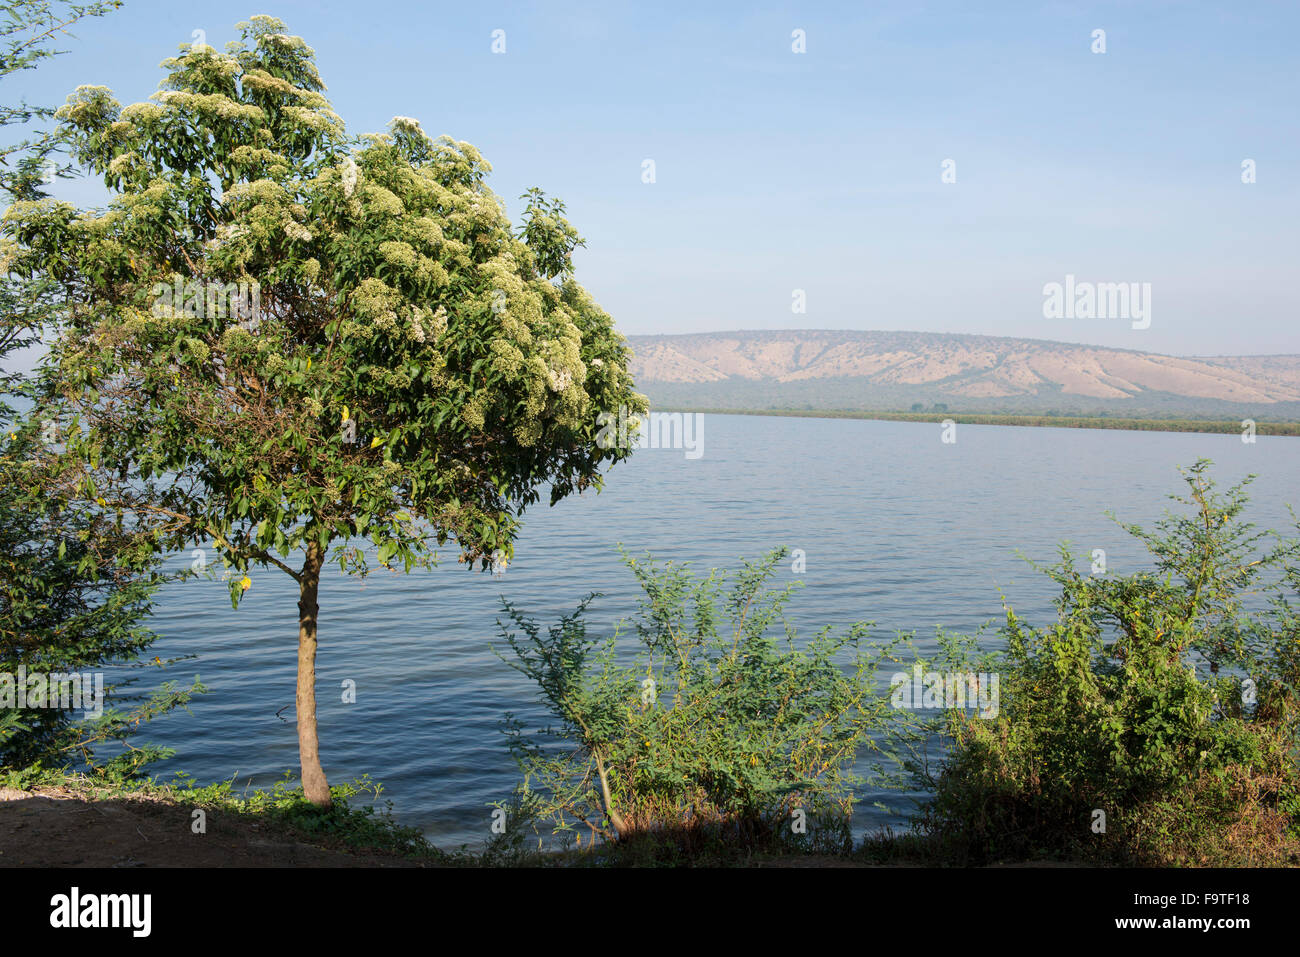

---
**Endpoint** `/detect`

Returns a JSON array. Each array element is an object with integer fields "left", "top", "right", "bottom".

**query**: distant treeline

[
  {"left": 639, "top": 377, "right": 1300, "bottom": 422},
  {"left": 664, "top": 407, "right": 1300, "bottom": 436}
]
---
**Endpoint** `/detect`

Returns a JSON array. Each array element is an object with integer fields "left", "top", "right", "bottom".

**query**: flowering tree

[{"left": 3, "top": 16, "right": 645, "bottom": 805}]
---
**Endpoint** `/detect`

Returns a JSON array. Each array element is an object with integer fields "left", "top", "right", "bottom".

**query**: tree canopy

[{"left": 2, "top": 14, "right": 645, "bottom": 803}]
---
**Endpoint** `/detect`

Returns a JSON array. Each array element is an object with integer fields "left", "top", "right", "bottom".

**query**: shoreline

[{"left": 655, "top": 407, "right": 1300, "bottom": 437}]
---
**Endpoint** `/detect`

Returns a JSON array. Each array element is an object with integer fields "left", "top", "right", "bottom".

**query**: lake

[{"left": 119, "top": 414, "right": 1300, "bottom": 849}]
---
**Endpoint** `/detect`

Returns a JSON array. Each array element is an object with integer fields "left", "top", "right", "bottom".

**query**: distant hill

[{"left": 625, "top": 330, "right": 1300, "bottom": 419}]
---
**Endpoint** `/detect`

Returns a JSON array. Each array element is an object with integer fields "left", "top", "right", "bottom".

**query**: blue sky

[{"left": 9, "top": 0, "right": 1299, "bottom": 355}]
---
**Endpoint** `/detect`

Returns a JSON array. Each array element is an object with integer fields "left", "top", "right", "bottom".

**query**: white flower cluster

[
  {"left": 429, "top": 305, "right": 448, "bottom": 340},
  {"left": 119, "top": 103, "right": 165, "bottom": 125},
  {"left": 284, "top": 221, "right": 312, "bottom": 242},
  {"left": 340, "top": 156, "right": 358, "bottom": 198},
  {"left": 107, "top": 152, "right": 140, "bottom": 175},
  {"left": 547, "top": 366, "right": 573, "bottom": 393}
]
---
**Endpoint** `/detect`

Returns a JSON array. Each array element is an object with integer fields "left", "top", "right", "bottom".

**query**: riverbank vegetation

[
  {"left": 912, "top": 462, "right": 1300, "bottom": 866},
  {"left": 487, "top": 460, "right": 1300, "bottom": 866},
  {"left": 493, "top": 547, "right": 913, "bottom": 861},
  {"left": 671, "top": 407, "right": 1300, "bottom": 437}
]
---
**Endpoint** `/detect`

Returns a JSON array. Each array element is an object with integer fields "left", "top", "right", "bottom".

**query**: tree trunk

[
  {"left": 593, "top": 747, "right": 630, "bottom": 838},
  {"left": 296, "top": 540, "right": 331, "bottom": 808}
]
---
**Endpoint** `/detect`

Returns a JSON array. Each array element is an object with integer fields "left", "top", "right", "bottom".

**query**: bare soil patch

[{"left": 0, "top": 785, "right": 423, "bottom": 868}]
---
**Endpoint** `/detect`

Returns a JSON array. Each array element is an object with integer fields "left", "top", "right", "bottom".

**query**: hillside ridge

[{"left": 623, "top": 329, "right": 1300, "bottom": 414}]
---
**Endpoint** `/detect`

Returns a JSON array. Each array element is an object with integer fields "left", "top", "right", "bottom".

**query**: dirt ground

[
  {"left": 0, "top": 785, "right": 422, "bottom": 867},
  {"left": 0, "top": 786, "right": 1095, "bottom": 868}
]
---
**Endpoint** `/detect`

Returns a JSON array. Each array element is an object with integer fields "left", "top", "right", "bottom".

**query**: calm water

[{"left": 117, "top": 415, "right": 1300, "bottom": 848}]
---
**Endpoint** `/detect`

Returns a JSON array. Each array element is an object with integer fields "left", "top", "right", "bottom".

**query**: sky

[{"left": 6, "top": 0, "right": 1299, "bottom": 356}]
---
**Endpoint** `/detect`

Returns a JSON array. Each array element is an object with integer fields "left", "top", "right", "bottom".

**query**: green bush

[
  {"left": 495, "top": 547, "right": 908, "bottom": 860},
  {"left": 917, "top": 460, "right": 1300, "bottom": 865}
]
